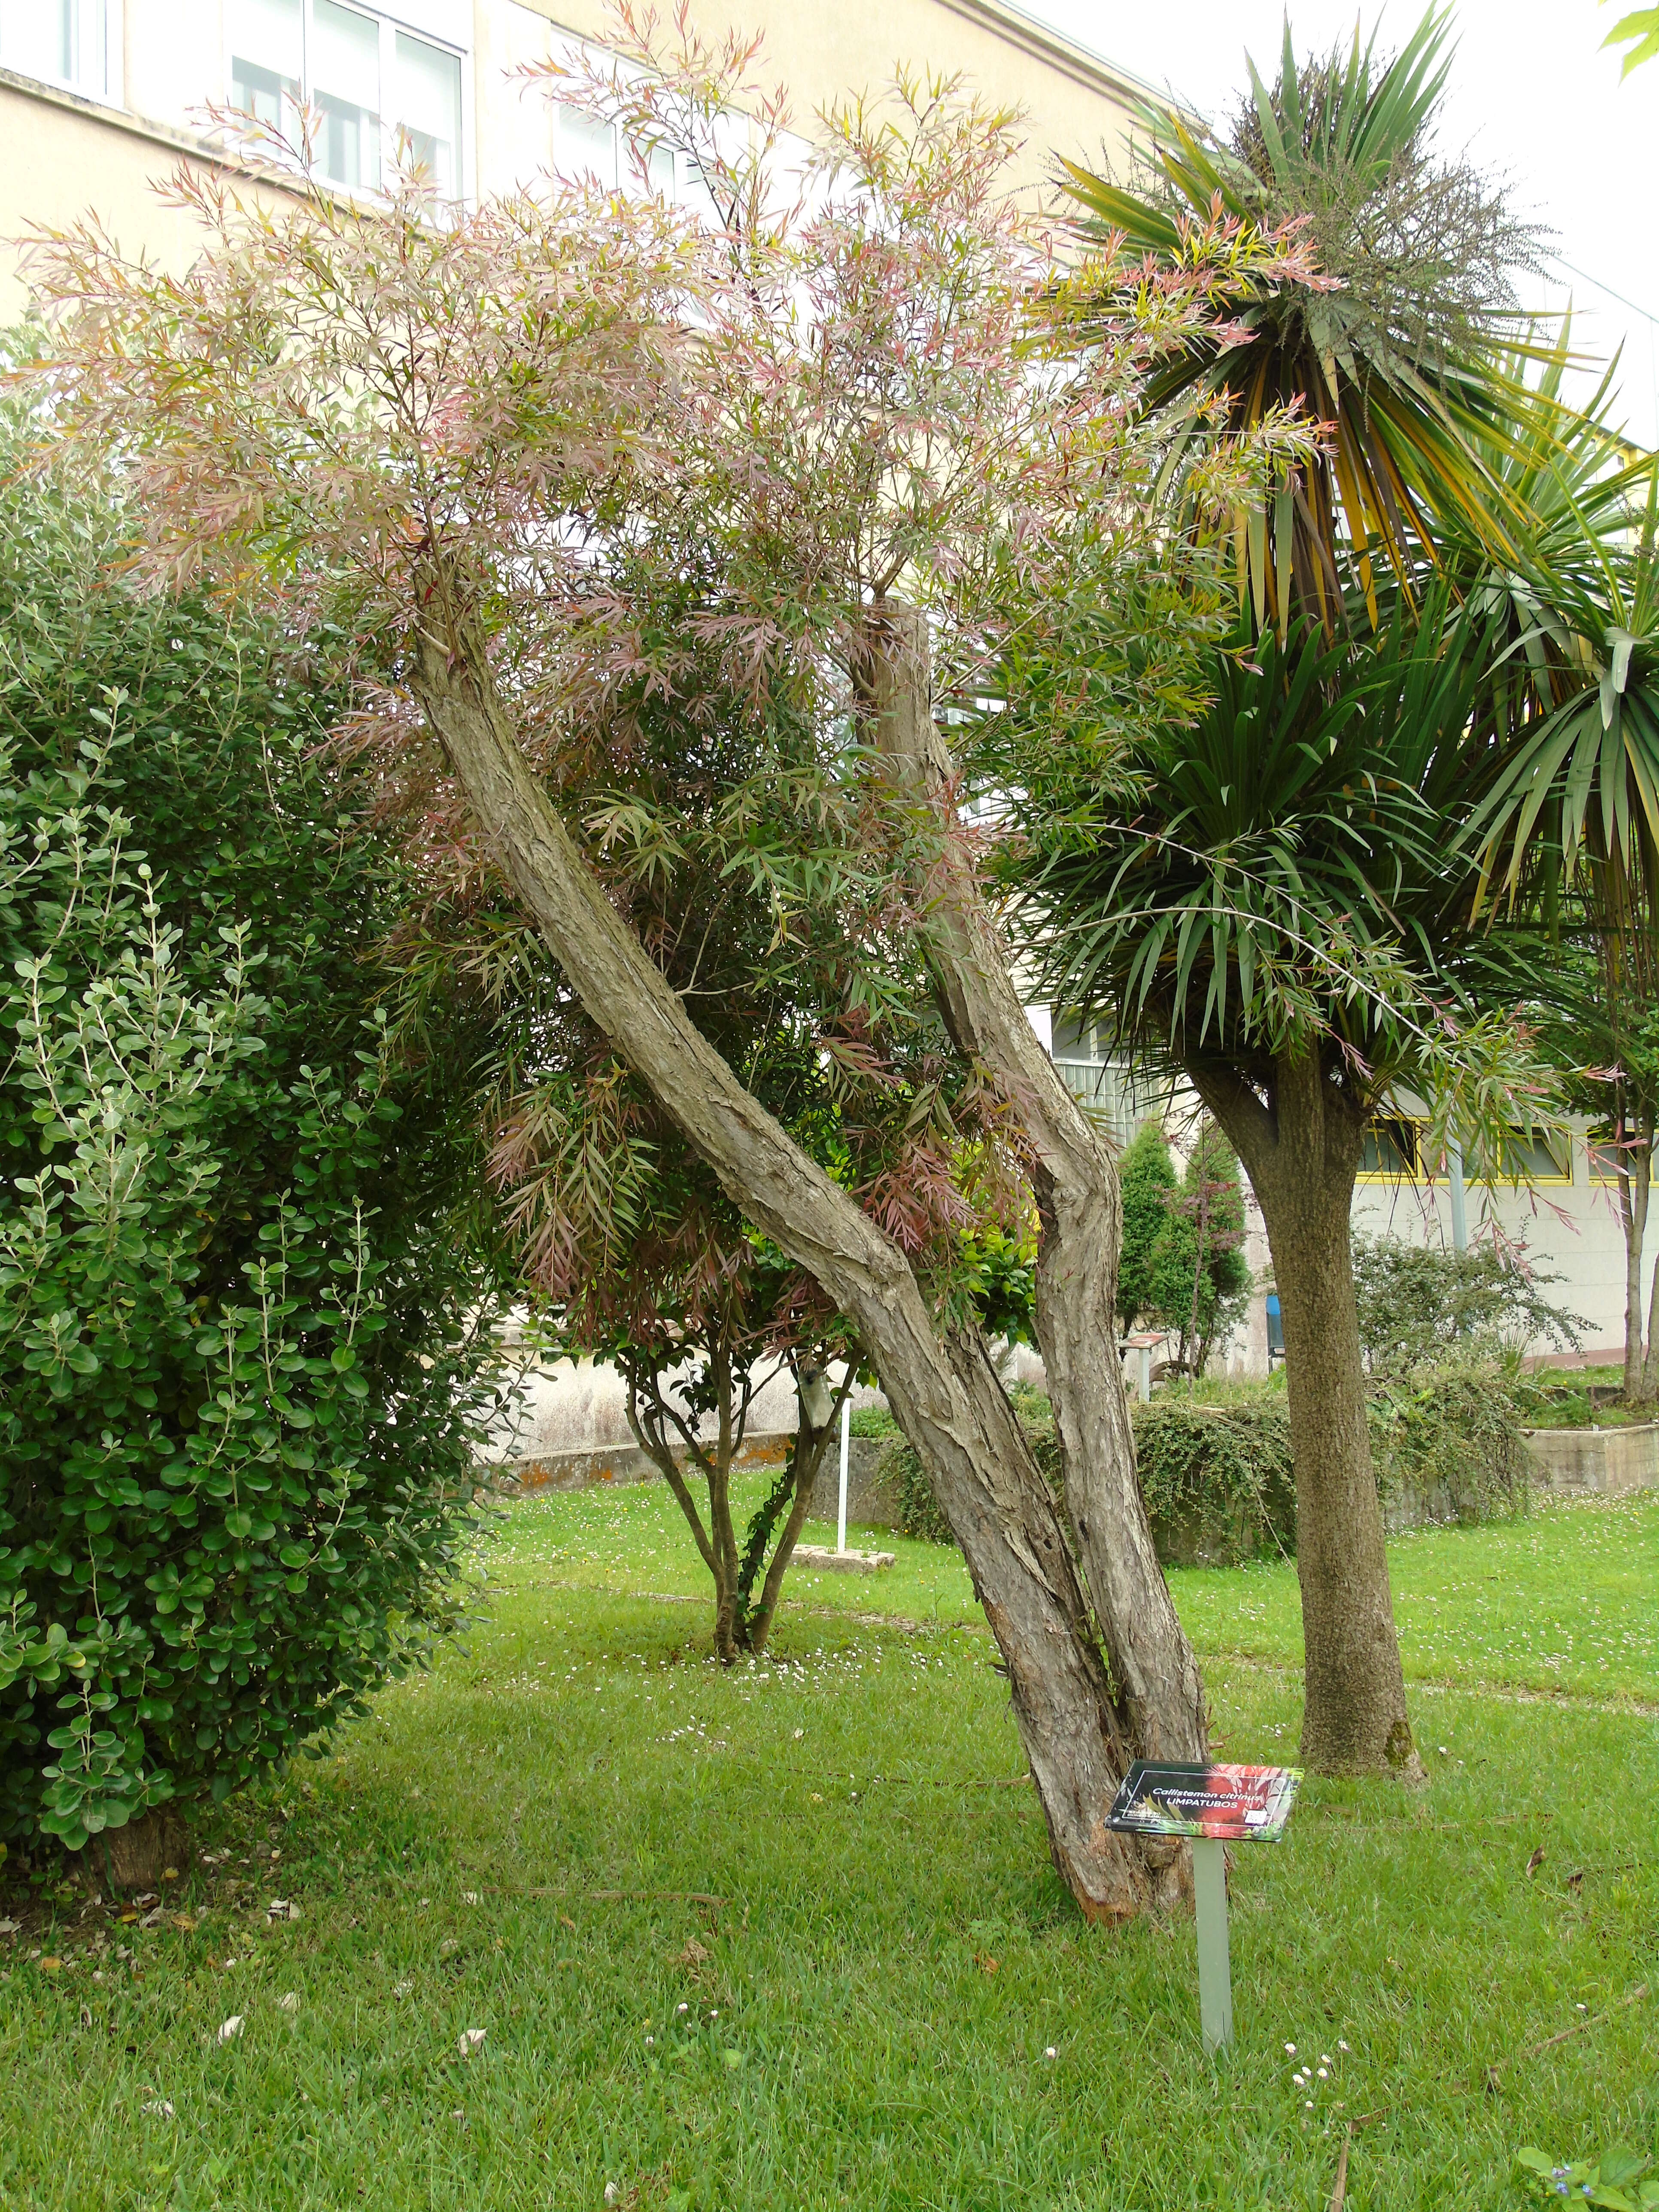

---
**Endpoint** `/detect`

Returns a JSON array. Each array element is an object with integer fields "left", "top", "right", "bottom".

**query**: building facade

[{"left": 0, "top": 0, "right": 1155, "bottom": 323}]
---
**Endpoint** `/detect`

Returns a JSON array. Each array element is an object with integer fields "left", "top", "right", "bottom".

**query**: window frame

[
  {"left": 0, "top": 0, "right": 123, "bottom": 108},
  {"left": 1355, "top": 1113, "right": 1423, "bottom": 1185},
  {"left": 221, "top": 0, "right": 471, "bottom": 204}
]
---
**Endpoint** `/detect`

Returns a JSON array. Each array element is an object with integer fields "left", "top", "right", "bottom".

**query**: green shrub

[
  {"left": 1144, "top": 1120, "right": 1253, "bottom": 1375},
  {"left": 1352, "top": 1234, "right": 1584, "bottom": 1378},
  {"left": 1370, "top": 1362, "right": 1530, "bottom": 1524},
  {"left": 1133, "top": 1398, "right": 1296, "bottom": 1562},
  {"left": 887, "top": 1367, "right": 1525, "bottom": 1559},
  {"left": 0, "top": 440, "right": 501, "bottom": 1854},
  {"left": 1117, "top": 1122, "right": 1177, "bottom": 1333},
  {"left": 848, "top": 1404, "right": 902, "bottom": 1440}
]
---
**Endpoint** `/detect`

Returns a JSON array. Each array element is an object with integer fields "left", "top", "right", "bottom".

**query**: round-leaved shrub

[{"left": 0, "top": 438, "right": 503, "bottom": 1853}]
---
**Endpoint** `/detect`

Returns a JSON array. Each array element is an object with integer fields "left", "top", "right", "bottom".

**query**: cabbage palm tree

[
  {"left": 1013, "top": 597, "right": 1544, "bottom": 1774},
  {"left": 1060, "top": 7, "right": 1548, "bottom": 636},
  {"left": 1464, "top": 368, "right": 1659, "bottom": 1394},
  {"left": 1023, "top": 10, "right": 1563, "bottom": 1775}
]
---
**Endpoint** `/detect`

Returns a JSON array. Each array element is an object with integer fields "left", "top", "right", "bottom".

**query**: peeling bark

[
  {"left": 863, "top": 611, "right": 1207, "bottom": 1771},
  {"left": 410, "top": 580, "right": 1198, "bottom": 1920}
]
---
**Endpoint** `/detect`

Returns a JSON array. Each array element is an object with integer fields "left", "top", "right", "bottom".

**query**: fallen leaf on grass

[
  {"left": 677, "top": 1940, "right": 710, "bottom": 1969},
  {"left": 171, "top": 1916, "right": 194, "bottom": 1933},
  {"left": 0, "top": 1918, "right": 18, "bottom": 1936},
  {"left": 277, "top": 1992, "right": 299, "bottom": 2013},
  {"left": 266, "top": 1899, "right": 300, "bottom": 1923},
  {"left": 217, "top": 2015, "right": 244, "bottom": 2043},
  {"left": 975, "top": 1955, "right": 999, "bottom": 1977},
  {"left": 1525, "top": 1847, "right": 1545, "bottom": 1878},
  {"left": 457, "top": 2028, "right": 487, "bottom": 2057}
]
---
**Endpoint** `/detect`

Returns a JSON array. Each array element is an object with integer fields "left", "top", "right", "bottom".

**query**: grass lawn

[{"left": 2, "top": 1480, "right": 1655, "bottom": 2212}]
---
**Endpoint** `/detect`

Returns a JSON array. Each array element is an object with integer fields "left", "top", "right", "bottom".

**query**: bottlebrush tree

[{"left": 24, "top": 5, "right": 1321, "bottom": 1920}]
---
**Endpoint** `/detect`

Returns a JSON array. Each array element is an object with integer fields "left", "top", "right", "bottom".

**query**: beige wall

[
  {"left": 2, "top": 0, "right": 1146, "bottom": 328},
  {"left": 502, "top": 0, "right": 1144, "bottom": 191}
]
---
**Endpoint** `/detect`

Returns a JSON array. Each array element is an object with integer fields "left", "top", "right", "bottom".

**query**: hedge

[{"left": 885, "top": 1365, "right": 1527, "bottom": 1564}]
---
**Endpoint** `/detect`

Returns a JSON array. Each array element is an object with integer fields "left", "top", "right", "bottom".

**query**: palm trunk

[
  {"left": 1197, "top": 1051, "right": 1421, "bottom": 1777},
  {"left": 1627, "top": 1120, "right": 1657, "bottom": 1403},
  {"left": 411, "top": 583, "right": 1192, "bottom": 1920}
]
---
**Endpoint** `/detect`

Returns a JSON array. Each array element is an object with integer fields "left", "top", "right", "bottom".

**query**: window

[
  {"left": 1047, "top": 1015, "right": 1167, "bottom": 1142},
  {"left": 1471, "top": 1127, "right": 1572, "bottom": 1186},
  {"left": 0, "top": 0, "right": 114, "bottom": 100},
  {"left": 226, "top": 0, "right": 463, "bottom": 199},
  {"left": 552, "top": 101, "right": 675, "bottom": 196},
  {"left": 1589, "top": 1130, "right": 1632, "bottom": 1184},
  {"left": 1357, "top": 1115, "right": 1421, "bottom": 1182},
  {"left": 230, "top": 0, "right": 300, "bottom": 133}
]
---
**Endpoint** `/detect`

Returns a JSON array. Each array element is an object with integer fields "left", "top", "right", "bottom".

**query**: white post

[
  {"left": 1448, "top": 1136, "right": 1468, "bottom": 1253},
  {"left": 1137, "top": 1344, "right": 1152, "bottom": 1404},
  {"left": 837, "top": 1394, "right": 851, "bottom": 1555}
]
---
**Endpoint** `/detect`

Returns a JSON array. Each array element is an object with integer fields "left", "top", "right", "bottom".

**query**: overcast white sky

[{"left": 1021, "top": 0, "right": 1659, "bottom": 451}]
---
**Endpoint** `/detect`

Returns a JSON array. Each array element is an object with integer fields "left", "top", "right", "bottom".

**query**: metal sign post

[
  {"left": 1191, "top": 1837, "right": 1233, "bottom": 2055},
  {"left": 836, "top": 1394, "right": 851, "bottom": 1554},
  {"left": 1105, "top": 1759, "right": 1301, "bottom": 2057}
]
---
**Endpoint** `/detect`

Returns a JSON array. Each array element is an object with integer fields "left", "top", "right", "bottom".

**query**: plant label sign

[
  {"left": 1106, "top": 1760, "right": 1301, "bottom": 1842},
  {"left": 1107, "top": 1762, "right": 1302, "bottom": 2056}
]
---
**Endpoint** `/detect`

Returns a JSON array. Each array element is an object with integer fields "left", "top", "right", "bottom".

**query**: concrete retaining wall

[
  {"left": 1522, "top": 1422, "right": 1659, "bottom": 1498},
  {"left": 493, "top": 1428, "right": 905, "bottom": 1525}
]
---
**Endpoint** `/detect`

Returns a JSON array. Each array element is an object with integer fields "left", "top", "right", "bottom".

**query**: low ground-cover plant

[
  {"left": 0, "top": 433, "right": 501, "bottom": 1861},
  {"left": 1516, "top": 2142, "right": 1659, "bottom": 2208}
]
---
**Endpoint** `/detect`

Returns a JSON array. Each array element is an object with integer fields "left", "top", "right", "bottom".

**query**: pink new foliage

[{"left": 20, "top": 2, "right": 1327, "bottom": 1298}]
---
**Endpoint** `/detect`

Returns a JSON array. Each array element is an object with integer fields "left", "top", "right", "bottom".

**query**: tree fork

[
  {"left": 863, "top": 609, "right": 1207, "bottom": 1771},
  {"left": 409, "top": 587, "right": 1182, "bottom": 1919}
]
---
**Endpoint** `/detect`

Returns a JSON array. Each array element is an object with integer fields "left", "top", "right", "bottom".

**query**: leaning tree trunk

[
  {"left": 1195, "top": 1051, "right": 1421, "bottom": 1778},
  {"left": 743, "top": 1393, "right": 841, "bottom": 1656},
  {"left": 864, "top": 611, "right": 1206, "bottom": 1774},
  {"left": 410, "top": 571, "right": 1200, "bottom": 1921}
]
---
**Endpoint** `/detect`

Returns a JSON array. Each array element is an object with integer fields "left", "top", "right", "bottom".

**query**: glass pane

[
  {"left": 1497, "top": 1130, "right": 1570, "bottom": 1181},
  {"left": 313, "top": 0, "right": 380, "bottom": 190},
  {"left": 1588, "top": 1130, "right": 1631, "bottom": 1182},
  {"left": 1050, "top": 1012, "right": 1096, "bottom": 1061},
  {"left": 392, "top": 30, "right": 460, "bottom": 195},
  {"left": 2, "top": 0, "right": 73, "bottom": 84},
  {"left": 554, "top": 101, "right": 617, "bottom": 187},
  {"left": 228, "top": 0, "right": 301, "bottom": 129},
  {"left": 1359, "top": 1117, "right": 1417, "bottom": 1178}
]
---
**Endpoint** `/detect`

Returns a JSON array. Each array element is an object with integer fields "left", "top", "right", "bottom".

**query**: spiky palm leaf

[
  {"left": 1471, "top": 461, "right": 1659, "bottom": 935},
  {"left": 1060, "top": 8, "right": 1550, "bottom": 635},
  {"left": 1023, "top": 599, "right": 1520, "bottom": 1092}
]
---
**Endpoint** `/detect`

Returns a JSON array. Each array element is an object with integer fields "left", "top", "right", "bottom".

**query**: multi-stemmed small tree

[{"left": 23, "top": 12, "right": 1322, "bottom": 1917}]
